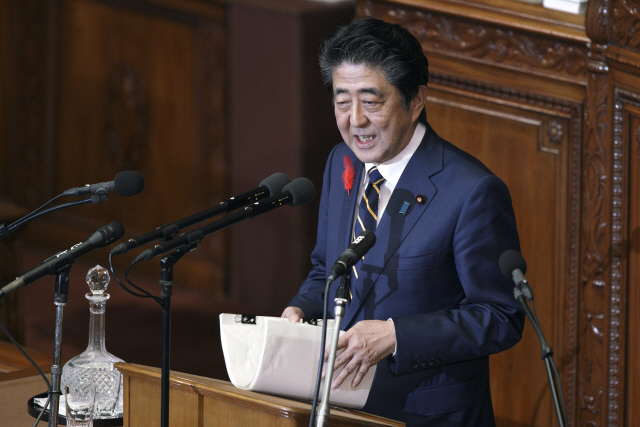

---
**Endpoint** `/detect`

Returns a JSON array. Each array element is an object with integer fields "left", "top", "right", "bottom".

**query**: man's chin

[{"left": 349, "top": 146, "right": 381, "bottom": 164}]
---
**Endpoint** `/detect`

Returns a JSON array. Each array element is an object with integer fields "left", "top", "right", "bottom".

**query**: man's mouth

[{"left": 356, "top": 135, "right": 376, "bottom": 144}]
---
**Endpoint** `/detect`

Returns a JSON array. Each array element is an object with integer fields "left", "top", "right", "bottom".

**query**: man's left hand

[{"left": 325, "top": 320, "right": 396, "bottom": 389}]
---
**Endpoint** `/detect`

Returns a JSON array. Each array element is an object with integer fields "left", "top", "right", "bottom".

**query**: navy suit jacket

[{"left": 288, "top": 124, "right": 525, "bottom": 426}]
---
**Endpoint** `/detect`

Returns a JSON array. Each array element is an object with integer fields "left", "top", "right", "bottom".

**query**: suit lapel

[{"left": 343, "top": 126, "right": 445, "bottom": 328}]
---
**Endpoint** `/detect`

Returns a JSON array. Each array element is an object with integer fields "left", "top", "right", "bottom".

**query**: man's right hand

[{"left": 281, "top": 306, "right": 305, "bottom": 323}]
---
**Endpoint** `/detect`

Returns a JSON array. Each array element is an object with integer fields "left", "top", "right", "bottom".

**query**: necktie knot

[
  {"left": 355, "top": 166, "right": 386, "bottom": 236},
  {"left": 368, "top": 167, "right": 385, "bottom": 188}
]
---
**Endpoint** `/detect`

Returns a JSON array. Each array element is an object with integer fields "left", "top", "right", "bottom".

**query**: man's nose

[{"left": 350, "top": 103, "right": 368, "bottom": 127}]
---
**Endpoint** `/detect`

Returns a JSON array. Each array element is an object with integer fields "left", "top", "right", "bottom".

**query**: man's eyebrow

[{"left": 334, "top": 87, "right": 383, "bottom": 96}]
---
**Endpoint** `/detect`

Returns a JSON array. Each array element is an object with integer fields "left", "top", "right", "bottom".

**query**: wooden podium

[{"left": 117, "top": 363, "right": 403, "bottom": 427}]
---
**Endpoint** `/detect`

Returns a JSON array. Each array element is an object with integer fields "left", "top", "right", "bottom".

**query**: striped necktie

[{"left": 352, "top": 166, "right": 385, "bottom": 282}]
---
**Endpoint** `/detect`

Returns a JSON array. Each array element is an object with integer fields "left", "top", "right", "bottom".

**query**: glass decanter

[{"left": 61, "top": 265, "right": 124, "bottom": 419}]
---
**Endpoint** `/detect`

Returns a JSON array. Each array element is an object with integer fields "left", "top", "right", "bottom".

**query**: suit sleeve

[
  {"left": 286, "top": 145, "right": 339, "bottom": 318},
  {"left": 390, "top": 174, "right": 525, "bottom": 375}
]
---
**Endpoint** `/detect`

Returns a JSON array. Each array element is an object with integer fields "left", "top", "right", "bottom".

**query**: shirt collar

[{"left": 364, "top": 122, "right": 426, "bottom": 189}]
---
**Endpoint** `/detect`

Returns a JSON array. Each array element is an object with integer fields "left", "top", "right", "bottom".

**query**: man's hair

[{"left": 319, "top": 17, "right": 429, "bottom": 123}]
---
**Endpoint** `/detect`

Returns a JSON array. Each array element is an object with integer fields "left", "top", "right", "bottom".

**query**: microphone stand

[
  {"left": 158, "top": 246, "right": 191, "bottom": 427},
  {"left": 513, "top": 284, "right": 567, "bottom": 427},
  {"left": 315, "top": 272, "right": 350, "bottom": 427},
  {"left": 48, "top": 265, "right": 72, "bottom": 427}
]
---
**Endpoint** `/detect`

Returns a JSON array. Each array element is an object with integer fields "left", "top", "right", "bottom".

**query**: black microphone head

[
  {"left": 283, "top": 178, "right": 315, "bottom": 206},
  {"left": 260, "top": 172, "right": 291, "bottom": 197},
  {"left": 95, "top": 221, "right": 126, "bottom": 247},
  {"left": 114, "top": 171, "right": 144, "bottom": 197},
  {"left": 352, "top": 230, "right": 376, "bottom": 258},
  {"left": 499, "top": 250, "right": 527, "bottom": 279}
]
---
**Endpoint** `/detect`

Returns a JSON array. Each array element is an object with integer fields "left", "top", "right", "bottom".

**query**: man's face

[{"left": 332, "top": 63, "right": 425, "bottom": 164}]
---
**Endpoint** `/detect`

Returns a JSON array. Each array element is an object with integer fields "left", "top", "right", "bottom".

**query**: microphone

[
  {"left": 327, "top": 230, "right": 376, "bottom": 282},
  {"left": 498, "top": 249, "right": 533, "bottom": 299},
  {"left": 0, "top": 221, "right": 125, "bottom": 299},
  {"left": 62, "top": 171, "right": 145, "bottom": 199},
  {"left": 110, "top": 172, "right": 291, "bottom": 256},
  {"left": 135, "top": 177, "right": 315, "bottom": 261}
]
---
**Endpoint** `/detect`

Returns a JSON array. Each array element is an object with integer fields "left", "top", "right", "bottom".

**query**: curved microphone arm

[{"left": 0, "top": 198, "right": 93, "bottom": 239}]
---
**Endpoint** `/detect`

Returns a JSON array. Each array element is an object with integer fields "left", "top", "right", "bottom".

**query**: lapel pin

[
  {"left": 416, "top": 195, "right": 427, "bottom": 204},
  {"left": 399, "top": 201, "right": 410, "bottom": 215}
]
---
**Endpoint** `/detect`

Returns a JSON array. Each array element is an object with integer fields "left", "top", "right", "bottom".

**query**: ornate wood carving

[
  {"left": 607, "top": 86, "right": 640, "bottom": 426},
  {"left": 579, "top": 49, "right": 610, "bottom": 427},
  {"left": 567, "top": 86, "right": 583, "bottom": 427},
  {"left": 586, "top": 0, "right": 640, "bottom": 52},
  {"left": 547, "top": 119, "right": 566, "bottom": 145},
  {"left": 429, "top": 71, "right": 579, "bottom": 114},
  {"left": 357, "top": 0, "right": 589, "bottom": 83},
  {"left": 586, "top": 0, "right": 612, "bottom": 44},
  {"left": 611, "top": 0, "right": 640, "bottom": 50}
]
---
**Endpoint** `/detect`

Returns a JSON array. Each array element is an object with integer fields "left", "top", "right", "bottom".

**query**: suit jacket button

[
  {"left": 435, "top": 359, "right": 441, "bottom": 365},
  {"left": 420, "top": 361, "right": 426, "bottom": 368},
  {"left": 412, "top": 363, "right": 419, "bottom": 370},
  {"left": 428, "top": 360, "right": 435, "bottom": 367}
]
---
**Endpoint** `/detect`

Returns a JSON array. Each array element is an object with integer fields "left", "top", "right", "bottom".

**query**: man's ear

[{"left": 411, "top": 85, "right": 428, "bottom": 122}]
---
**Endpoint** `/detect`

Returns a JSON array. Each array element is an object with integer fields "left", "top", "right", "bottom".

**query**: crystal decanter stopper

[{"left": 61, "top": 265, "right": 124, "bottom": 419}]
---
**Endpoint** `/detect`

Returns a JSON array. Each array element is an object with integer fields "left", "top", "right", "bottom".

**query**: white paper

[{"left": 220, "top": 313, "right": 374, "bottom": 408}]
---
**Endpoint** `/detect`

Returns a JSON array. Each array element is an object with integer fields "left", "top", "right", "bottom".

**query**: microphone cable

[
  {"left": 108, "top": 252, "right": 164, "bottom": 307},
  {"left": 0, "top": 319, "right": 52, "bottom": 427}
]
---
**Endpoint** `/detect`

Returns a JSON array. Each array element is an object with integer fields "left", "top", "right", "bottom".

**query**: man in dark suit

[{"left": 282, "top": 17, "right": 525, "bottom": 426}]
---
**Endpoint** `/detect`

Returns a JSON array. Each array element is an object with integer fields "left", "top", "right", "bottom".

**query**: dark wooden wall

[
  {"left": 360, "top": 0, "right": 638, "bottom": 426},
  {"left": 0, "top": 0, "right": 351, "bottom": 311},
  {"left": 2, "top": 0, "right": 230, "bottom": 291}
]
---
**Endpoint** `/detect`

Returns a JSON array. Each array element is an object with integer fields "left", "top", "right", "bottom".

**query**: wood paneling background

[
  {"left": 1, "top": 0, "right": 352, "bottom": 307},
  {"left": 1, "top": 0, "right": 230, "bottom": 295},
  {"left": 0, "top": 0, "right": 352, "bottom": 341}
]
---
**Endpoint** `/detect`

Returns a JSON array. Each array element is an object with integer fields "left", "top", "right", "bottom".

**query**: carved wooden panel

[
  {"left": 357, "top": 0, "right": 590, "bottom": 84},
  {"left": 23, "top": 0, "right": 228, "bottom": 292},
  {"left": 604, "top": 85, "right": 640, "bottom": 427},
  {"left": 578, "top": 50, "right": 610, "bottom": 427},
  {"left": 426, "top": 74, "right": 581, "bottom": 427},
  {"left": 626, "top": 93, "right": 640, "bottom": 427},
  {"left": 611, "top": 0, "right": 640, "bottom": 50}
]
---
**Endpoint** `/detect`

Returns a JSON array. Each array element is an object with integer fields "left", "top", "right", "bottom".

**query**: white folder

[{"left": 219, "top": 313, "right": 375, "bottom": 408}]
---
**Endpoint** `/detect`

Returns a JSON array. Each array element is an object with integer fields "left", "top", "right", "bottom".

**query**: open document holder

[{"left": 219, "top": 313, "right": 375, "bottom": 409}]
